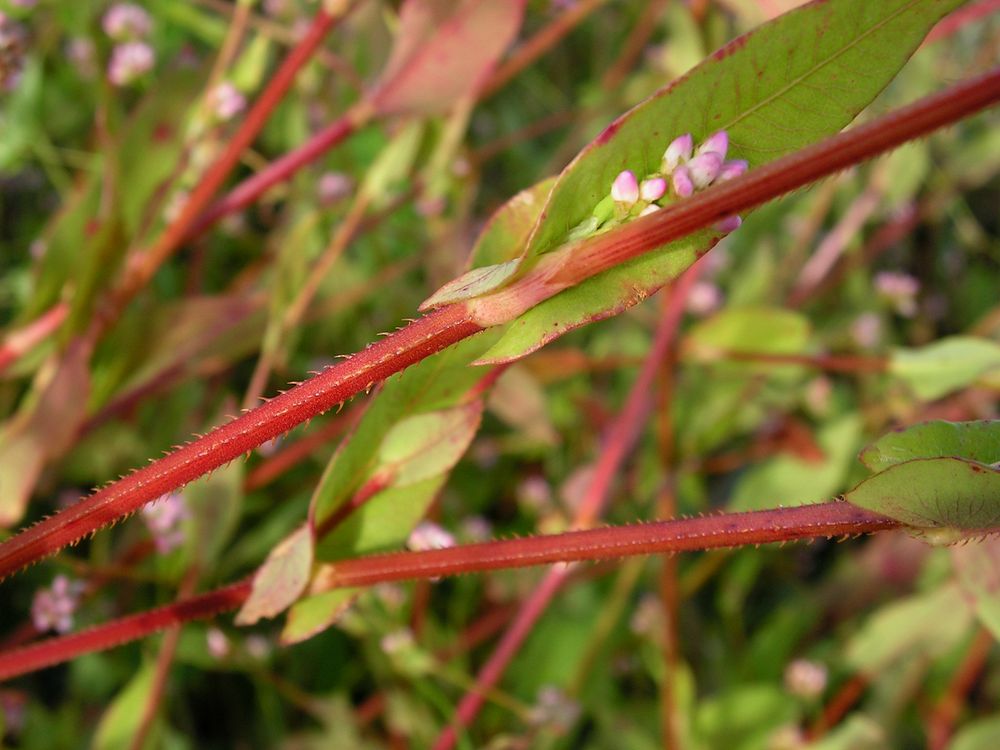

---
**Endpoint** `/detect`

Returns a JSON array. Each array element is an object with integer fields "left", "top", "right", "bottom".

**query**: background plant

[{"left": 0, "top": 1, "right": 998, "bottom": 748}]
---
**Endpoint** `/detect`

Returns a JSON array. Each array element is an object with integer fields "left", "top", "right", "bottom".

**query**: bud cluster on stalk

[{"left": 567, "top": 130, "right": 747, "bottom": 241}]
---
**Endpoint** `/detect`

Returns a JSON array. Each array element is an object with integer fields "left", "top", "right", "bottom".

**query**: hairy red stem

[
  {"left": 0, "top": 306, "right": 482, "bottom": 580},
  {"left": 0, "top": 502, "right": 897, "bottom": 682}
]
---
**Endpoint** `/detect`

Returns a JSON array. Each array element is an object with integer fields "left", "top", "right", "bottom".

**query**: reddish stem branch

[
  {"left": 927, "top": 627, "right": 995, "bottom": 750},
  {"left": 434, "top": 264, "right": 703, "bottom": 750},
  {"left": 0, "top": 502, "right": 898, "bottom": 683},
  {"left": 0, "top": 71, "right": 993, "bottom": 582},
  {"left": 105, "top": 8, "right": 347, "bottom": 330}
]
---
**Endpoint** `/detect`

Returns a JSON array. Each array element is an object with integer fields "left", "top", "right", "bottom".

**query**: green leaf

[
  {"left": 281, "top": 588, "right": 362, "bottom": 645},
  {"left": 311, "top": 332, "right": 499, "bottom": 560},
  {"left": 952, "top": 538, "right": 1000, "bottom": 640},
  {"left": 376, "top": 402, "right": 483, "bottom": 487},
  {"left": 695, "top": 684, "right": 799, "bottom": 750},
  {"left": 950, "top": 715, "right": 1000, "bottom": 750},
  {"left": 844, "top": 458, "right": 1000, "bottom": 538},
  {"left": 92, "top": 663, "right": 159, "bottom": 750},
  {"left": 859, "top": 420, "right": 1000, "bottom": 473},
  {"left": 891, "top": 336, "right": 1000, "bottom": 401},
  {"left": 372, "top": 0, "right": 525, "bottom": 117},
  {"left": 235, "top": 523, "right": 314, "bottom": 626},
  {"left": 475, "top": 0, "right": 960, "bottom": 363},
  {"left": 844, "top": 583, "right": 973, "bottom": 674}
]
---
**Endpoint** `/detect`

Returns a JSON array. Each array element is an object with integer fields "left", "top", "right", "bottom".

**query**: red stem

[
  {"left": 188, "top": 111, "right": 363, "bottom": 238},
  {"left": 0, "top": 72, "right": 992, "bottom": 581},
  {"left": 926, "top": 627, "right": 995, "bottom": 749},
  {"left": 0, "top": 502, "right": 898, "bottom": 682},
  {"left": 0, "top": 306, "right": 483, "bottom": 580}
]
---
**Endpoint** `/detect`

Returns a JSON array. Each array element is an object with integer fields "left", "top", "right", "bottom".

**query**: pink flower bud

[
  {"left": 671, "top": 164, "right": 694, "bottom": 198},
  {"left": 208, "top": 81, "right": 245, "bottom": 121},
  {"left": 639, "top": 204, "right": 661, "bottom": 217},
  {"left": 687, "top": 151, "right": 723, "bottom": 189},
  {"left": 718, "top": 159, "right": 749, "bottom": 182},
  {"left": 610, "top": 170, "right": 639, "bottom": 204},
  {"left": 698, "top": 131, "right": 729, "bottom": 160},
  {"left": 661, "top": 133, "right": 693, "bottom": 173},
  {"left": 639, "top": 177, "right": 666, "bottom": 202},
  {"left": 107, "top": 41, "right": 154, "bottom": 86},
  {"left": 714, "top": 215, "right": 742, "bottom": 233}
]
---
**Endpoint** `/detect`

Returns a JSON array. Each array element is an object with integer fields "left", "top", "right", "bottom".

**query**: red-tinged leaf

[
  {"left": 372, "top": 0, "right": 526, "bottom": 116},
  {"left": 236, "top": 523, "right": 314, "bottom": 626},
  {"left": 0, "top": 339, "right": 91, "bottom": 526}
]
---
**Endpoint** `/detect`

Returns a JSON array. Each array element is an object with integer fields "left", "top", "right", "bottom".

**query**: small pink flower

[
  {"left": 875, "top": 271, "right": 919, "bottom": 316},
  {"left": 103, "top": 4, "right": 152, "bottom": 41},
  {"left": 31, "top": 575, "right": 83, "bottom": 634},
  {"left": 407, "top": 521, "right": 455, "bottom": 551},
  {"left": 661, "top": 133, "right": 693, "bottom": 173},
  {"left": 206, "top": 627, "right": 230, "bottom": 659},
  {"left": 108, "top": 41, "right": 154, "bottom": 86},
  {"left": 784, "top": 659, "right": 827, "bottom": 699},
  {"left": 698, "top": 130, "right": 729, "bottom": 161},
  {"left": 610, "top": 170, "right": 639, "bottom": 205},
  {"left": 686, "top": 281, "right": 723, "bottom": 315},
  {"left": 687, "top": 151, "right": 723, "bottom": 189},
  {"left": 208, "top": 81, "right": 245, "bottom": 121},
  {"left": 66, "top": 38, "right": 97, "bottom": 79},
  {"left": 639, "top": 177, "right": 666, "bottom": 202},
  {"left": 318, "top": 171, "right": 353, "bottom": 204},
  {"left": 714, "top": 215, "right": 742, "bottom": 233},
  {"left": 671, "top": 164, "right": 694, "bottom": 198},
  {"left": 718, "top": 159, "right": 749, "bottom": 182}
]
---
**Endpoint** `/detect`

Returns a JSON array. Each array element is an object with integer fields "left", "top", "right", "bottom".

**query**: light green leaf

[
  {"left": 93, "top": 663, "right": 159, "bottom": 750},
  {"left": 235, "top": 523, "right": 314, "bottom": 626},
  {"left": 376, "top": 402, "right": 483, "bottom": 487},
  {"left": 310, "top": 332, "right": 499, "bottom": 541},
  {"left": 184, "top": 450, "right": 243, "bottom": 567},
  {"left": 950, "top": 715, "right": 1000, "bottom": 750},
  {"left": 844, "top": 457, "right": 1000, "bottom": 538},
  {"left": 859, "top": 420, "right": 1000, "bottom": 473},
  {"left": 891, "top": 336, "right": 1000, "bottom": 401},
  {"left": 844, "top": 583, "right": 973, "bottom": 674},
  {"left": 806, "top": 715, "right": 886, "bottom": 750},
  {"left": 281, "top": 588, "right": 362, "bottom": 645}
]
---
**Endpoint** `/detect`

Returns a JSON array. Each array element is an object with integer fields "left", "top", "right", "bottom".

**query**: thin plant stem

[
  {"left": 0, "top": 502, "right": 900, "bottom": 683},
  {"left": 926, "top": 626, "right": 995, "bottom": 750},
  {"left": 433, "top": 264, "right": 713, "bottom": 750}
]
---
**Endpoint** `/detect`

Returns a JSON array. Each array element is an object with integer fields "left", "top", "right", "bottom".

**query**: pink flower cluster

[
  {"left": 606, "top": 130, "right": 747, "bottom": 234},
  {"left": 31, "top": 575, "right": 83, "bottom": 634},
  {"left": 141, "top": 491, "right": 189, "bottom": 553}
]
